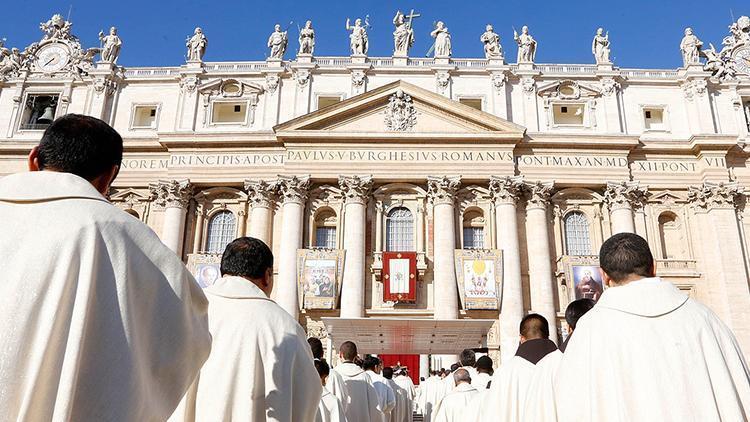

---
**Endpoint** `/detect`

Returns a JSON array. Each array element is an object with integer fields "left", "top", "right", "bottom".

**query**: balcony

[
  {"left": 371, "top": 251, "right": 427, "bottom": 280},
  {"left": 655, "top": 259, "right": 700, "bottom": 278}
]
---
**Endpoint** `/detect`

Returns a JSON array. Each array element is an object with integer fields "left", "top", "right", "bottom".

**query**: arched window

[
  {"left": 658, "top": 212, "right": 682, "bottom": 259},
  {"left": 124, "top": 209, "right": 140, "bottom": 219},
  {"left": 386, "top": 207, "right": 414, "bottom": 251},
  {"left": 463, "top": 209, "right": 485, "bottom": 249},
  {"left": 314, "top": 209, "right": 338, "bottom": 249},
  {"left": 206, "top": 210, "right": 236, "bottom": 253},
  {"left": 564, "top": 211, "right": 591, "bottom": 256}
]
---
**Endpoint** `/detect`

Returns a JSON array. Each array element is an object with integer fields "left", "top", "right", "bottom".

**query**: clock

[
  {"left": 734, "top": 46, "right": 750, "bottom": 76},
  {"left": 35, "top": 43, "right": 71, "bottom": 73}
]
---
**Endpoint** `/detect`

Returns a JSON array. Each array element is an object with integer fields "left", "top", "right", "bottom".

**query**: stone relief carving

[
  {"left": 436, "top": 72, "right": 451, "bottom": 93},
  {"left": 149, "top": 179, "right": 193, "bottom": 208},
  {"left": 265, "top": 74, "right": 279, "bottom": 93},
  {"left": 393, "top": 10, "right": 418, "bottom": 57},
  {"left": 98, "top": 27, "right": 121, "bottom": 63},
  {"left": 384, "top": 89, "right": 417, "bottom": 131},
  {"left": 351, "top": 69, "right": 366, "bottom": 89},
  {"left": 345, "top": 17, "right": 369, "bottom": 55},
  {"left": 339, "top": 175, "right": 374, "bottom": 204},
  {"left": 600, "top": 78, "right": 620, "bottom": 96},
  {"left": 489, "top": 175, "right": 524, "bottom": 204},
  {"left": 276, "top": 175, "right": 311, "bottom": 204},
  {"left": 491, "top": 73, "right": 507, "bottom": 93},
  {"left": 680, "top": 27, "right": 703, "bottom": 66},
  {"left": 298, "top": 20, "right": 315, "bottom": 55},
  {"left": 514, "top": 25, "right": 537, "bottom": 63},
  {"left": 430, "top": 21, "right": 452, "bottom": 58},
  {"left": 681, "top": 79, "right": 708, "bottom": 101},
  {"left": 604, "top": 181, "right": 649, "bottom": 211},
  {"left": 591, "top": 28, "right": 611, "bottom": 64},
  {"left": 521, "top": 77, "right": 536, "bottom": 95},
  {"left": 267, "top": 24, "right": 288, "bottom": 59},
  {"left": 179, "top": 75, "right": 199, "bottom": 93},
  {"left": 186, "top": 27, "right": 207, "bottom": 62},
  {"left": 427, "top": 176, "right": 461, "bottom": 205},
  {"left": 244, "top": 179, "right": 277, "bottom": 209},
  {"left": 688, "top": 181, "right": 743, "bottom": 210},
  {"left": 481, "top": 24, "right": 503, "bottom": 60},
  {"left": 294, "top": 68, "right": 311, "bottom": 88},
  {"left": 525, "top": 181, "right": 555, "bottom": 208}
]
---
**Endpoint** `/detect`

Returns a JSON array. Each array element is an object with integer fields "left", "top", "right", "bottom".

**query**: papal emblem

[{"left": 384, "top": 89, "right": 417, "bottom": 131}]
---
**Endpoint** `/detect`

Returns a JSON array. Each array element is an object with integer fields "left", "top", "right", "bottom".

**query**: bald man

[
  {"left": 475, "top": 314, "right": 561, "bottom": 422},
  {"left": 433, "top": 369, "right": 479, "bottom": 422}
]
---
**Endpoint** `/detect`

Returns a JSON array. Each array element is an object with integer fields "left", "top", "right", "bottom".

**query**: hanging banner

[
  {"left": 186, "top": 253, "right": 223, "bottom": 288},
  {"left": 297, "top": 249, "right": 346, "bottom": 310},
  {"left": 383, "top": 251, "right": 418, "bottom": 303},
  {"left": 454, "top": 249, "right": 503, "bottom": 310}
]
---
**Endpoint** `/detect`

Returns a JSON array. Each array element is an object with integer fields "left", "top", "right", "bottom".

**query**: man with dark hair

[
  {"left": 443, "top": 349, "right": 480, "bottom": 392},
  {"left": 363, "top": 356, "right": 396, "bottom": 421},
  {"left": 314, "top": 359, "right": 345, "bottom": 422},
  {"left": 0, "top": 114, "right": 211, "bottom": 421},
  {"left": 560, "top": 298, "right": 596, "bottom": 352},
  {"left": 433, "top": 368, "right": 480, "bottom": 422},
  {"left": 477, "top": 313, "right": 561, "bottom": 422},
  {"left": 383, "top": 367, "right": 411, "bottom": 422},
  {"left": 556, "top": 233, "right": 750, "bottom": 421},
  {"left": 309, "top": 337, "right": 347, "bottom": 407},
  {"left": 474, "top": 356, "right": 494, "bottom": 389},
  {"left": 170, "top": 237, "right": 321, "bottom": 422},
  {"left": 332, "top": 341, "right": 381, "bottom": 421}
]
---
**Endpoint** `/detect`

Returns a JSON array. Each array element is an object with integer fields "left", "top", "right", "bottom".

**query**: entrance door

[{"left": 380, "top": 354, "right": 421, "bottom": 385}]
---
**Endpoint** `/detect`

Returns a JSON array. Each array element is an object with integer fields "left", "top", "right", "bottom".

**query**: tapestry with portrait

[{"left": 454, "top": 249, "right": 503, "bottom": 310}]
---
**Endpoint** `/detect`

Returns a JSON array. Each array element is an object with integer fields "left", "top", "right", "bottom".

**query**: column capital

[
  {"left": 525, "top": 180, "right": 555, "bottom": 209},
  {"left": 338, "top": 175, "right": 373, "bottom": 205},
  {"left": 688, "top": 181, "right": 744, "bottom": 211},
  {"left": 489, "top": 175, "right": 524, "bottom": 205},
  {"left": 604, "top": 181, "right": 648, "bottom": 211},
  {"left": 244, "top": 179, "right": 277, "bottom": 209},
  {"left": 427, "top": 175, "right": 461, "bottom": 205},
  {"left": 276, "top": 175, "right": 311, "bottom": 205},
  {"left": 149, "top": 179, "right": 192, "bottom": 209}
]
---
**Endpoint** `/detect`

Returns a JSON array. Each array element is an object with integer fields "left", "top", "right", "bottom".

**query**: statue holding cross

[{"left": 393, "top": 9, "right": 420, "bottom": 57}]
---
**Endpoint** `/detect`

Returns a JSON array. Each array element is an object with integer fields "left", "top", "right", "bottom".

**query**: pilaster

[{"left": 428, "top": 175, "right": 461, "bottom": 320}]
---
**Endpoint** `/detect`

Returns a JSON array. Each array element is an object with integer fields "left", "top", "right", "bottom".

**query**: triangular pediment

[{"left": 275, "top": 80, "right": 526, "bottom": 141}]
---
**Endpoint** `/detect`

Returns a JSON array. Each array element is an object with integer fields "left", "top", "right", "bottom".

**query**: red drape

[{"left": 380, "top": 354, "right": 421, "bottom": 385}]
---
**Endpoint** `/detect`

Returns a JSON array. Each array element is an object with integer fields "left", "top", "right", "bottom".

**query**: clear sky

[{"left": 1, "top": 0, "right": 748, "bottom": 68}]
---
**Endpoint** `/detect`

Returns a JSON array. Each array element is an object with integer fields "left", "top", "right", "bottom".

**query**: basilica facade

[{"left": 2, "top": 13, "right": 750, "bottom": 375}]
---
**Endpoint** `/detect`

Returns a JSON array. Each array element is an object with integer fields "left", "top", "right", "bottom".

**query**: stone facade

[{"left": 3, "top": 14, "right": 750, "bottom": 365}]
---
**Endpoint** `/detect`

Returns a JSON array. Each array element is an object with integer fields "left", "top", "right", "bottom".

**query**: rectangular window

[
  {"left": 459, "top": 98, "right": 482, "bottom": 111},
  {"left": 553, "top": 104, "right": 584, "bottom": 126},
  {"left": 463, "top": 227, "right": 485, "bottom": 249},
  {"left": 643, "top": 107, "right": 665, "bottom": 130},
  {"left": 20, "top": 94, "right": 59, "bottom": 131},
  {"left": 211, "top": 101, "right": 247, "bottom": 124},
  {"left": 131, "top": 105, "right": 159, "bottom": 129},
  {"left": 317, "top": 95, "right": 342, "bottom": 110},
  {"left": 315, "top": 227, "right": 337, "bottom": 249}
]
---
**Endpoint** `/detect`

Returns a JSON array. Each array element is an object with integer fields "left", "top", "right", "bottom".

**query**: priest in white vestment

[
  {"left": 364, "top": 356, "right": 397, "bottom": 421},
  {"left": 384, "top": 367, "right": 412, "bottom": 422},
  {"left": 169, "top": 237, "right": 321, "bottom": 422},
  {"left": 0, "top": 114, "right": 211, "bottom": 421},
  {"left": 309, "top": 337, "right": 348, "bottom": 409},
  {"left": 476, "top": 313, "right": 560, "bottom": 422},
  {"left": 420, "top": 371, "right": 449, "bottom": 422},
  {"left": 555, "top": 233, "right": 750, "bottom": 422},
  {"left": 394, "top": 370, "right": 417, "bottom": 402},
  {"left": 314, "top": 358, "right": 346, "bottom": 422},
  {"left": 433, "top": 369, "right": 480, "bottom": 422},
  {"left": 332, "top": 341, "right": 382, "bottom": 422},
  {"left": 473, "top": 356, "right": 493, "bottom": 390}
]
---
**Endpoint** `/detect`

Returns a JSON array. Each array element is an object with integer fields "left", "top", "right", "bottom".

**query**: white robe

[
  {"left": 387, "top": 378, "right": 412, "bottom": 422},
  {"left": 316, "top": 388, "right": 346, "bottom": 422},
  {"left": 419, "top": 376, "right": 447, "bottom": 422},
  {"left": 473, "top": 372, "right": 492, "bottom": 390},
  {"left": 169, "top": 275, "right": 321, "bottom": 422},
  {"left": 442, "top": 366, "right": 478, "bottom": 392},
  {"left": 394, "top": 374, "right": 416, "bottom": 401},
  {"left": 433, "top": 383, "right": 480, "bottom": 422},
  {"left": 555, "top": 277, "right": 750, "bottom": 422},
  {"left": 521, "top": 350, "right": 563, "bottom": 422},
  {"left": 0, "top": 171, "right": 211, "bottom": 421},
  {"left": 333, "top": 362, "right": 382, "bottom": 422},
  {"left": 326, "top": 367, "right": 348, "bottom": 412},
  {"left": 367, "top": 370, "right": 396, "bottom": 421}
]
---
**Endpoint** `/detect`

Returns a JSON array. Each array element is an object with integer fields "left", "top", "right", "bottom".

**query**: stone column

[
  {"left": 688, "top": 182, "right": 750, "bottom": 360},
  {"left": 276, "top": 175, "right": 311, "bottom": 319},
  {"left": 524, "top": 181, "right": 558, "bottom": 344},
  {"left": 192, "top": 205, "right": 205, "bottom": 254},
  {"left": 604, "top": 181, "right": 648, "bottom": 235},
  {"left": 244, "top": 179, "right": 277, "bottom": 246},
  {"left": 428, "top": 176, "right": 461, "bottom": 320},
  {"left": 489, "top": 175, "right": 525, "bottom": 363},
  {"left": 149, "top": 179, "right": 192, "bottom": 255},
  {"left": 339, "top": 175, "right": 374, "bottom": 318}
]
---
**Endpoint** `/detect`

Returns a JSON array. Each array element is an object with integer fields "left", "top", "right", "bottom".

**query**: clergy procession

[{"left": 2, "top": 115, "right": 750, "bottom": 422}]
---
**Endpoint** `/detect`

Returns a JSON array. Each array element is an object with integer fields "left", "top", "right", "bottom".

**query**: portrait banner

[
  {"left": 454, "top": 249, "right": 503, "bottom": 310},
  {"left": 561, "top": 255, "right": 604, "bottom": 302},
  {"left": 186, "top": 253, "right": 223, "bottom": 288},
  {"left": 383, "top": 251, "right": 417, "bottom": 303},
  {"left": 297, "top": 249, "right": 346, "bottom": 310}
]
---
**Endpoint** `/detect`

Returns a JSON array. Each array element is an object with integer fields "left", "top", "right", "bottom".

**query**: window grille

[
  {"left": 206, "top": 211, "right": 236, "bottom": 253},
  {"left": 315, "top": 226, "right": 337, "bottom": 249},
  {"left": 463, "top": 226, "right": 485, "bottom": 249},
  {"left": 564, "top": 211, "right": 591, "bottom": 256},
  {"left": 386, "top": 207, "right": 414, "bottom": 251}
]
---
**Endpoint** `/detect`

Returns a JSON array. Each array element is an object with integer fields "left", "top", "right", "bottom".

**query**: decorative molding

[
  {"left": 149, "top": 179, "right": 192, "bottom": 209},
  {"left": 435, "top": 71, "right": 451, "bottom": 93},
  {"left": 338, "top": 174, "right": 373, "bottom": 205},
  {"left": 384, "top": 89, "right": 417, "bottom": 131},
  {"left": 491, "top": 72, "right": 507, "bottom": 93},
  {"left": 276, "top": 175, "right": 311, "bottom": 205},
  {"left": 688, "top": 181, "right": 743, "bottom": 211},
  {"left": 294, "top": 69, "right": 311, "bottom": 88},
  {"left": 521, "top": 77, "right": 536, "bottom": 95},
  {"left": 351, "top": 69, "right": 367, "bottom": 89},
  {"left": 179, "top": 76, "right": 199, "bottom": 93},
  {"left": 265, "top": 74, "right": 280, "bottom": 94},
  {"left": 600, "top": 78, "right": 620, "bottom": 96},
  {"left": 525, "top": 180, "right": 555, "bottom": 209},
  {"left": 244, "top": 179, "right": 277, "bottom": 209},
  {"left": 604, "top": 181, "right": 649, "bottom": 211},
  {"left": 489, "top": 175, "right": 524, "bottom": 205},
  {"left": 427, "top": 175, "right": 461, "bottom": 205}
]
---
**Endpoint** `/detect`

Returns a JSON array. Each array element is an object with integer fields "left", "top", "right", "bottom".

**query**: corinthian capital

[
  {"left": 688, "top": 181, "right": 744, "bottom": 211},
  {"left": 244, "top": 179, "right": 277, "bottom": 209},
  {"left": 427, "top": 175, "right": 461, "bottom": 205},
  {"left": 489, "top": 175, "right": 524, "bottom": 205},
  {"left": 604, "top": 181, "right": 648, "bottom": 211},
  {"left": 338, "top": 175, "right": 373, "bottom": 205},
  {"left": 276, "top": 175, "right": 311, "bottom": 205},
  {"left": 525, "top": 181, "right": 554, "bottom": 209},
  {"left": 149, "top": 179, "right": 192, "bottom": 208}
]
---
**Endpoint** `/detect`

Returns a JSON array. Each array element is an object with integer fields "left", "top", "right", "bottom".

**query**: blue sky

[{"left": 1, "top": 0, "right": 748, "bottom": 68}]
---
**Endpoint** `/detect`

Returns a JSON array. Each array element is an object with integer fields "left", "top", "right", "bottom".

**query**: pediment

[
  {"left": 198, "top": 78, "right": 264, "bottom": 97},
  {"left": 537, "top": 79, "right": 602, "bottom": 99},
  {"left": 275, "top": 80, "right": 526, "bottom": 141}
]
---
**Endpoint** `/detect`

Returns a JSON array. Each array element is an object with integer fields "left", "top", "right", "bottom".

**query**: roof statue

[
  {"left": 267, "top": 24, "right": 288, "bottom": 59},
  {"left": 298, "top": 20, "right": 315, "bottom": 55},
  {"left": 186, "top": 27, "right": 207, "bottom": 62},
  {"left": 592, "top": 28, "right": 611, "bottom": 64},
  {"left": 345, "top": 17, "right": 369, "bottom": 55},
  {"left": 480, "top": 24, "right": 503, "bottom": 60},
  {"left": 393, "top": 10, "right": 419, "bottom": 57},
  {"left": 99, "top": 27, "right": 122, "bottom": 63},
  {"left": 514, "top": 25, "right": 536, "bottom": 63}
]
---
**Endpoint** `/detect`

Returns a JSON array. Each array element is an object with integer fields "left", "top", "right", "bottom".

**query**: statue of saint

[
  {"left": 345, "top": 18, "right": 368, "bottom": 55},
  {"left": 480, "top": 24, "right": 503, "bottom": 59},
  {"left": 393, "top": 10, "right": 416, "bottom": 56},
  {"left": 186, "top": 27, "right": 207, "bottom": 62},
  {"left": 98, "top": 27, "right": 122, "bottom": 63},
  {"left": 430, "top": 21, "right": 452, "bottom": 58},
  {"left": 680, "top": 27, "right": 703, "bottom": 66},
  {"left": 514, "top": 25, "right": 537, "bottom": 63},
  {"left": 267, "top": 24, "right": 288, "bottom": 59},
  {"left": 592, "top": 28, "right": 611, "bottom": 64},
  {"left": 298, "top": 20, "right": 315, "bottom": 55}
]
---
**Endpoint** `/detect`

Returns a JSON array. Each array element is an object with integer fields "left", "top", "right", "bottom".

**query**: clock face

[
  {"left": 734, "top": 47, "right": 750, "bottom": 76},
  {"left": 36, "top": 43, "right": 71, "bottom": 73}
]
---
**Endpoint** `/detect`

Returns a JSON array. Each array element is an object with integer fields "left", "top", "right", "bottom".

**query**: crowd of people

[{"left": 1, "top": 114, "right": 750, "bottom": 421}]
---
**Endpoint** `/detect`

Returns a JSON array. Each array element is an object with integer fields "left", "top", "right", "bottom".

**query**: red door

[{"left": 380, "top": 354, "right": 421, "bottom": 385}]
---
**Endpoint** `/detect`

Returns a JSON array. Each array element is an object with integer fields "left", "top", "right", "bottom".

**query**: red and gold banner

[{"left": 383, "top": 251, "right": 417, "bottom": 303}]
